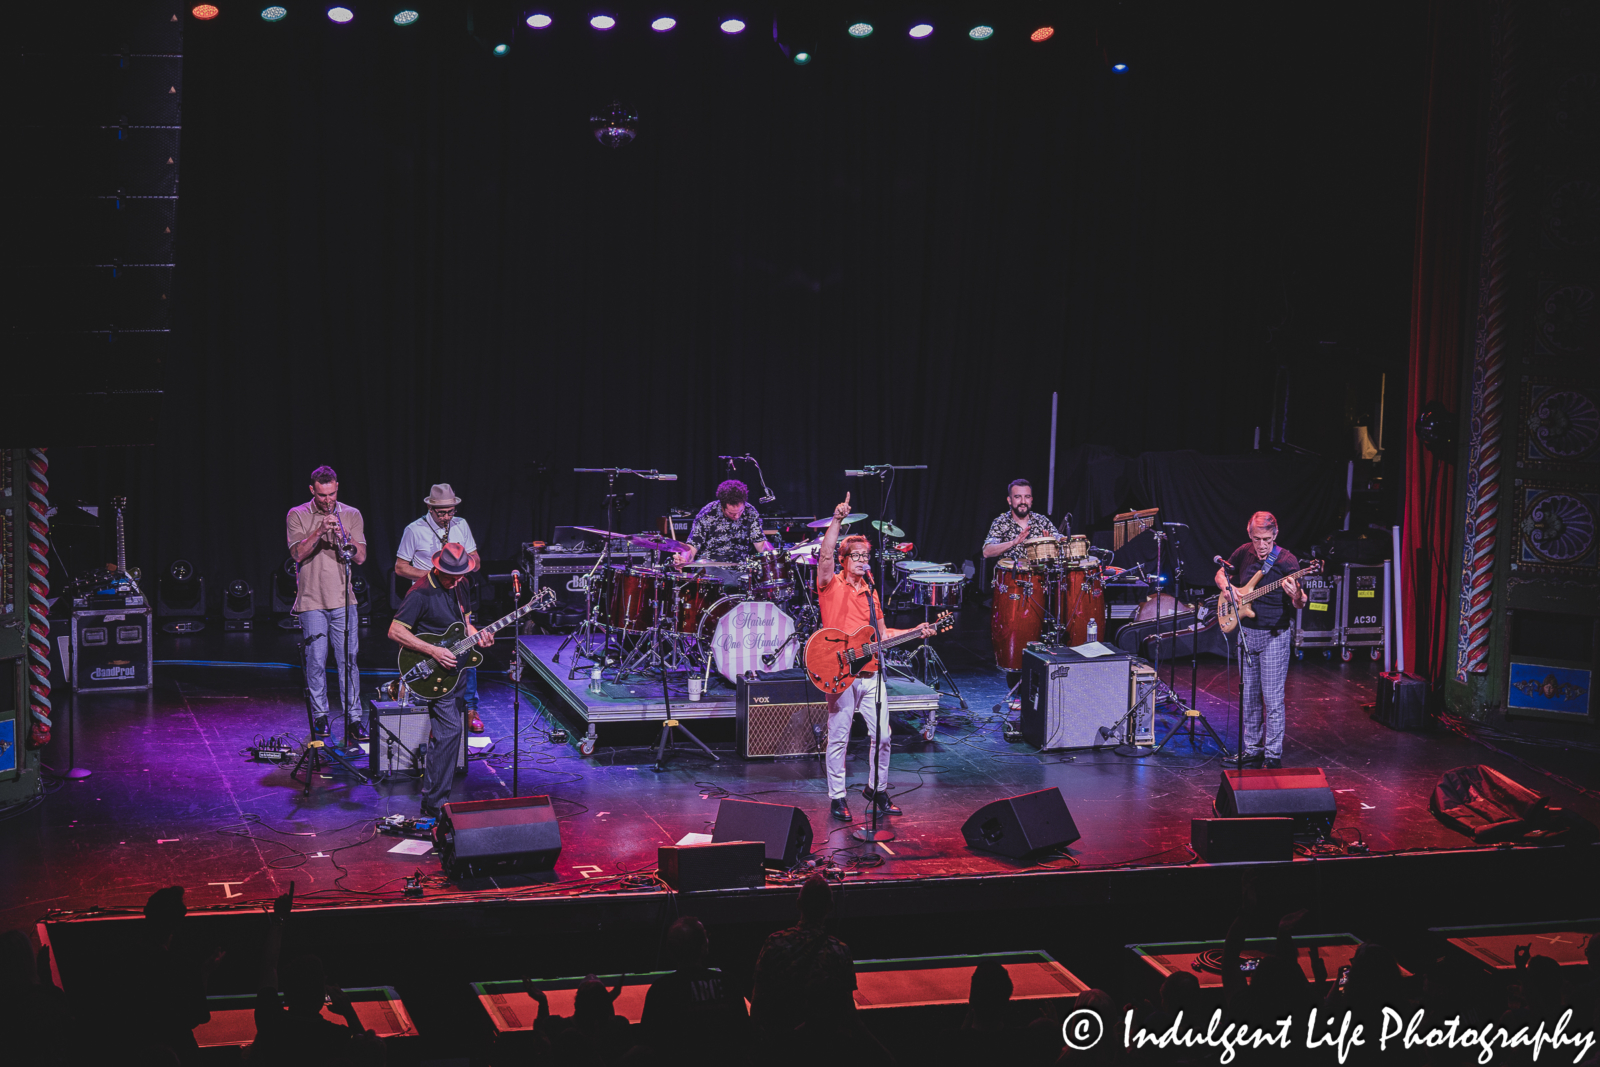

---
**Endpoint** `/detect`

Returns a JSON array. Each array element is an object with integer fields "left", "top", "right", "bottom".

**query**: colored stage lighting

[
  {"left": 720, "top": 18, "right": 745, "bottom": 34},
  {"left": 967, "top": 25, "right": 992, "bottom": 40},
  {"left": 327, "top": 6, "right": 354, "bottom": 22},
  {"left": 393, "top": 9, "right": 418, "bottom": 25},
  {"left": 590, "top": 14, "right": 615, "bottom": 29},
  {"left": 651, "top": 16, "right": 675, "bottom": 31},
  {"left": 493, "top": 42, "right": 509, "bottom": 54},
  {"left": 1112, "top": 62, "right": 1128, "bottom": 72},
  {"left": 793, "top": 51, "right": 810, "bottom": 64},
  {"left": 192, "top": 4, "right": 220, "bottom": 19},
  {"left": 1030, "top": 26, "right": 1054, "bottom": 42},
  {"left": 847, "top": 22, "right": 872, "bottom": 38},
  {"left": 261, "top": 5, "right": 287, "bottom": 19},
  {"left": 908, "top": 23, "right": 932, "bottom": 39},
  {"left": 526, "top": 13, "right": 552, "bottom": 28}
]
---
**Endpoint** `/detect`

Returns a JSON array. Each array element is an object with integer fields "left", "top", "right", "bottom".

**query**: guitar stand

[
  {"left": 652, "top": 717, "right": 719, "bottom": 772},
  {"left": 292, "top": 688, "right": 370, "bottom": 795}
]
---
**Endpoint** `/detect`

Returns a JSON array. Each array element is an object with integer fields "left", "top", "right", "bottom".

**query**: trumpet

[{"left": 331, "top": 507, "right": 357, "bottom": 564}]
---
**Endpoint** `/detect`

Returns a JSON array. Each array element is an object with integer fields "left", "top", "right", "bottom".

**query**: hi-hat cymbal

[
  {"left": 632, "top": 533, "right": 692, "bottom": 554},
  {"left": 805, "top": 512, "right": 867, "bottom": 529},
  {"left": 570, "top": 525, "right": 629, "bottom": 539},
  {"left": 870, "top": 520, "right": 906, "bottom": 538}
]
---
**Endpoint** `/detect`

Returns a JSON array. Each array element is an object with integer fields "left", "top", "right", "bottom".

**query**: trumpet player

[{"left": 287, "top": 465, "right": 367, "bottom": 746}]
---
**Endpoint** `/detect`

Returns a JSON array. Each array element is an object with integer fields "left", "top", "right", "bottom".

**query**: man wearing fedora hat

[
  {"left": 396, "top": 484, "right": 486, "bottom": 733},
  {"left": 388, "top": 542, "right": 494, "bottom": 816}
]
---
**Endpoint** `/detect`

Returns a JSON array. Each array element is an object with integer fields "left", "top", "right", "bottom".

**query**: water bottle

[
  {"left": 588, "top": 665, "right": 603, "bottom": 694},
  {"left": 1087, "top": 618, "right": 1099, "bottom": 644}
]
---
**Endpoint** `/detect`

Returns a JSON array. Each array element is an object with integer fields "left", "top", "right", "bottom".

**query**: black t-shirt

[
  {"left": 394, "top": 573, "right": 467, "bottom": 636},
  {"left": 1226, "top": 543, "right": 1301, "bottom": 630}
]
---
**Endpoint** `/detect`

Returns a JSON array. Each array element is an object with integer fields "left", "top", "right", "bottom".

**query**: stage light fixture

[
  {"left": 968, "top": 25, "right": 993, "bottom": 40},
  {"left": 590, "top": 14, "right": 615, "bottom": 29},
  {"left": 393, "top": 9, "right": 419, "bottom": 25},
  {"left": 1030, "top": 26, "right": 1054, "bottom": 42},
  {"left": 651, "top": 16, "right": 675, "bottom": 31},
  {"left": 847, "top": 22, "right": 873, "bottom": 38},
  {"left": 908, "top": 23, "right": 933, "bottom": 39},
  {"left": 193, "top": 4, "right": 220, "bottom": 19},
  {"left": 526, "top": 13, "right": 552, "bottom": 28},
  {"left": 794, "top": 51, "right": 810, "bottom": 64},
  {"left": 327, "top": 5, "right": 354, "bottom": 23},
  {"left": 1112, "top": 62, "right": 1128, "bottom": 72},
  {"left": 720, "top": 18, "right": 745, "bottom": 34},
  {"left": 590, "top": 100, "right": 639, "bottom": 148},
  {"left": 261, "top": 5, "right": 287, "bottom": 20},
  {"left": 493, "top": 42, "right": 509, "bottom": 54}
]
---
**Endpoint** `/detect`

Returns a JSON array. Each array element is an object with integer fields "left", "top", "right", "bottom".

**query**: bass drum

[
  {"left": 696, "top": 596, "right": 797, "bottom": 685},
  {"left": 1054, "top": 560, "right": 1106, "bottom": 646},
  {"left": 991, "top": 559, "right": 1048, "bottom": 671},
  {"left": 1134, "top": 593, "right": 1191, "bottom": 623}
]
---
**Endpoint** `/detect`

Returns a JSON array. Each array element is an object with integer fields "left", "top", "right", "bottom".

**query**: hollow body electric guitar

[
  {"left": 398, "top": 587, "right": 557, "bottom": 699},
  {"left": 804, "top": 612, "right": 955, "bottom": 696},
  {"left": 1216, "top": 559, "right": 1323, "bottom": 634}
]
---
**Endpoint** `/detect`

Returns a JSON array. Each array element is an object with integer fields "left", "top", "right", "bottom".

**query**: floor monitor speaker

[
  {"left": 1215, "top": 768, "right": 1336, "bottom": 831},
  {"left": 437, "top": 795, "right": 562, "bottom": 878},
  {"left": 961, "top": 787, "right": 1081, "bottom": 859},
  {"left": 711, "top": 798, "right": 814, "bottom": 867}
]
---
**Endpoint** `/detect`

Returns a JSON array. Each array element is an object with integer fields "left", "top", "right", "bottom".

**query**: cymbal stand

[
  {"left": 565, "top": 467, "right": 659, "bottom": 679},
  {"left": 901, "top": 599, "right": 967, "bottom": 711}
]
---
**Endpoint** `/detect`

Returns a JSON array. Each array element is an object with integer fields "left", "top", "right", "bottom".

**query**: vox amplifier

[{"left": 736, "top": 672, "right": 828, "bottom": 760}]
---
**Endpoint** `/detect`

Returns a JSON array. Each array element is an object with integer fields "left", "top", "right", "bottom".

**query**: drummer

[
  {"left": 981, "top": 479, "right": 1063, "bottom": 562},
  {"left": 672, "top": 479, "right": 774, "bottom": 585}
]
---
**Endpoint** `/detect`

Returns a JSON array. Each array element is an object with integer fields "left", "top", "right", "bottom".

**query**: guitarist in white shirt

[
  {"left": 1215, "top": 512, "right": 1308, "bottom": 769},
  {"left": 817, "top": 494, "right": 935, "bottom": 823}
]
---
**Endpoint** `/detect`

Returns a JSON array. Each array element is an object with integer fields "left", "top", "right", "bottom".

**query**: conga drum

[
  {"left": 991, "top": 559, "right": 1048, "bottom": 670},
  {"left": 1055, "top": 559, "right": 1107, "bottom": 646}
]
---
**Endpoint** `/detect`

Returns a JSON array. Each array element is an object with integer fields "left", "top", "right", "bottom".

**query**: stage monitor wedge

[
  {"left": 961, "top": 787, "right": 1081, "bottom": 859},
  {"left": 437, "top": 795, "right": 562, "bottom": 879},
  {"left": 711, "top": 798, "right": 813, "bottom": 867},
  {"left": 1215, "top": 768, "right": 1336, "bottom": 832}
]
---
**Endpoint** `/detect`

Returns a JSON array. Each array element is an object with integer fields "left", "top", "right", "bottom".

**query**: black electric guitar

[
  {"left": 397, "top": 587, "right": 557, "bottom": 699},
  {"left": 803, "top": 611, "right": 955, "bottom": 696}
]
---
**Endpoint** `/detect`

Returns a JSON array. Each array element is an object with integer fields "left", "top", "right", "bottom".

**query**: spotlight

[
  {"left": 967, "top": 25, "right": 993, "bottom": 40},
  {"left": 526, "top": 13, "right": 551, "bottom": 28},
  {"left": 794, "top": 51, "right": 810, "bottom": 64},
  {"left": 651, "top": 16, "right": 675, "bottom": 31},
  {"left": 223, "top": 579, "right": 255, "bottom": 631},
  {"left": 327, "top": 6, "right": 354, "bottom": 23},
  {"left": 192, "top": 4, "right": 220, "bottom": 18},
  {"left": 261, "top": 5, "right": 287, "bottom": 20},
  {"left": 393, "top": 9, "right": 419, "bottom": 25},
  {"left": 1030, "top": 26, "right": 1054, "bottom": 42},
  {"left": 847, "top": 22, "right": 873, "bottom": 38},
  {"left": 1112, "top": 62, "right": 1128, "bottom": 72},
  {"left": 159, "top": 560, "right": 207, "bottom": 634},
  {"left": 493, "top": 42, "right": 509, "bottom": 54},
  {"left": 720, "top": 18, "right": 745, "bottom": 34},
  {"left": 590, "top": 100, "right": 639, "bottom": 148},
  {"left": 908, "top": 23, "right": 933, "bottom": 39},
  {"left": 590, "top": 14, "right": 615, "bottom": 29}
]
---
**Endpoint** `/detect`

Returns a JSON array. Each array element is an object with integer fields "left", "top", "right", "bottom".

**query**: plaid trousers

[{"left": 1240, "top": 625, "right": 1291, "bottom": 760}]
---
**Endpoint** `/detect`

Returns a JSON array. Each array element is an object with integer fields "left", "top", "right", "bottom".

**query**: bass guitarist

[
  {"left": 1215, "top": 511, "right": 1307, "bottom": 769},
  {"left": 387, "top": 543, "right": 494, "bottom": 816},
  {"left": 817, "top": 494, "right": 935, "bottom": 823}
]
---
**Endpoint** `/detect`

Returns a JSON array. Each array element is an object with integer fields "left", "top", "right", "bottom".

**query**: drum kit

[{"left": 990, "top": 533, "right": 1109, "bottom": 671}]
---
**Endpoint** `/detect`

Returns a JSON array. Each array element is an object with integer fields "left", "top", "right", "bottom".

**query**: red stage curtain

[{"left": 1403, "top": 1, "right": 1481, "bottom": 688}]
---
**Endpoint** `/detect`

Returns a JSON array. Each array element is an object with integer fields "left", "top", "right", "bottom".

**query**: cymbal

[
  {"left": 570, "top": 525, "right": 629, "bottom": 539},
  {"left": 676, "top": 559, "right": 734, "bottom": 568},
  {"left": 631, "top": 533, "right": 692, "bottom": 554},
  {"left": 805, "top": 512, "right": 867, "bottom": 529},
  {"left": 870, "top": 520, "right": 906, "bottom": 537}
]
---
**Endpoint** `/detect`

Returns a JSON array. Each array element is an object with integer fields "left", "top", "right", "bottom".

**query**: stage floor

[{"left": 4, "top": 612, "right": 1599, "bottom": 934}]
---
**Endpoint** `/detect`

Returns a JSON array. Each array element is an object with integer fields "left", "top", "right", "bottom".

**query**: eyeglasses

[
  {"left": 847, "top": 553, "right": 872, "bottom": 561},
  {"left": 430, "top": 507, "right": 456, "bottom": 516}
]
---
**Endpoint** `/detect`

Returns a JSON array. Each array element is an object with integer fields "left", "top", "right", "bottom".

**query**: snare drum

[
  {"left": 1020, "top": 536, "right": 1062, "bottom": 567},
  {"left": 1054, "top": 559, "right": 1106, "bottom": 646},
  {"left": 908, "top": 572, "right": 965, "bottom": 608},
  {"left": 746, "top": 548, "right": 795, "bottom": 601},
  {"left": 696, "top": 596, "right": 797, "bottom": 685},
  {"left": 1063, "top": 535, "right": 1090, "bottom": 561},
  {"left": 894, "top": 560, "right": 945, "bottom": 579},
  {"left": 605, "top": 565, "right": 662, "bottom": 631},
  {"left": 991, "top": 558, "right": 1048, "bottom": 670}
]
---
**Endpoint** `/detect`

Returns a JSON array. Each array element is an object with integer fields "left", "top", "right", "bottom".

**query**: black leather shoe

[
  {"left": 829, "top": 798, "right": 851, "bottom": 822},
  {"left": 1240, "top": 754, "right": 1264, "bottom": 768},
  {"left": 863, "top": 788, "right": 902, "bottom": 815},
  {"left": 312, "top": 715, "right": 330, "bottom": 737},
  {"left": 348, "top": 718, "right": 369, "bottom": 742},
  {"left": 1264, "top": 757, "right": 1282, "bottom": 769}
]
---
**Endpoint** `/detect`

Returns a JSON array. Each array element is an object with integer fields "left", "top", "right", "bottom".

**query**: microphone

[
  {"left": 512, "top": 570, "right": 522, "bottom": 598},
  {"left": 1213, "top": 555, "right": 1235, "bottom": 572},
  {"left": 645, "top": 472, "right": 678, "bottom": 481},
  {"left": 759, "top": 493, "right": 776, "bottom": 504}
]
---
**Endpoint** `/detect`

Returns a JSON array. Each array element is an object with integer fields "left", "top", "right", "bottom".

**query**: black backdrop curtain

[{"left": 152, "top": 3, "right": 1425, "bottom": 595}]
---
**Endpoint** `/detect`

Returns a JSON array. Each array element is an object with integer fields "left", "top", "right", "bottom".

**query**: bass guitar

[
  {"left": 803, "top": 612, "right": 955, "bottom": 696},
  {"left": 397, "top": 586, "right": 557, "bottom": 699},
  {"left": 1216, "top": 559, "right": 1322, "bottom": 634}
]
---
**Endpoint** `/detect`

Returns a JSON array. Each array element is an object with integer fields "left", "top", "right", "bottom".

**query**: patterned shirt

[
  {"left": 689, "top": 501, "right": 765, "bottom": 563},
  {"left": 983, "top": 510, "right": 1062, "bottom": 562},
  {"left": 751, "top": 920, "right": 856, "bottom": 1034}
]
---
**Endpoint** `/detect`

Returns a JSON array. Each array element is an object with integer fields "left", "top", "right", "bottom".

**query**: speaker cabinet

[
  {"left": 1191, "top": 817, "right": 1294, "bottom": 863},
  {"left": 368, "top": 700, "right": 466, "bottom": 778},
  {"left": 1020, "top": 646, "right": 1133, "bottom": 750},
  {"left": 1215, "top": 768, "right": 1336, "bottom": 831},
  {"left": 711, "top": 798, "right": 814, "bottom": 867},
  {"left": 961, "top": 787, "right": 1081, "bottom": 859},
  {"left": 1374, "top": 672, "right": 1429, "bottom": 730},
  {"left": 659, "top": 841, "right": 766, "bottom": 892},
  {"left": 437, "top": 796, "right": 562, "bottom": 878},
  {"left": 736, "top": 673, "right": 828, "bottom": 759},
  {"left": 71, "top": 608, "right": 153, "bottom": 692}
]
